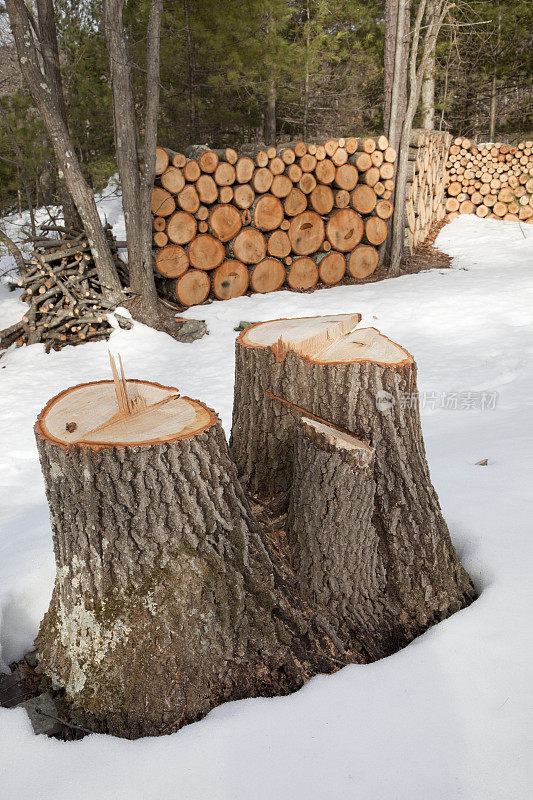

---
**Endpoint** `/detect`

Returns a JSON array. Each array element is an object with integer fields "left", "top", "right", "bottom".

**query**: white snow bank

[{"left": 0, "top": 212, "right": 532, "bottom": 799}]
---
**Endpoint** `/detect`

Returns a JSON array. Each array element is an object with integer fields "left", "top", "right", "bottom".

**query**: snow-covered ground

[{"left": 0, "top": 211, "right": 532, "bottom": 799}]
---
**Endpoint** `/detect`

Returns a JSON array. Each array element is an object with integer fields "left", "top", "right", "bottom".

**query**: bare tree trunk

[
  {"left": 421, "top": 43, "right": 436, "bottom": 130},
  {"left": 389, "top": 0, "right": 450, "bottom": 275},
  {"left": 103, "top": 0, "right": 161, "bottom": 325},
  {"left": 36, "top": 0, "right": 83, "bottom": 231},
  {"left": 302, "top": 0, "right": 310, "bottom": 140},
  {"left": 5, "top": 0, "right": 123, "bottom": 303},
  {"left": 265, "top": 78, "right": 277, "bottom": 146},
  {"left": 489, "top": 72, "right": 497, "bottom": 141},
  {"left": 385, "top": 0, "right": 410, "bottom": 150}
]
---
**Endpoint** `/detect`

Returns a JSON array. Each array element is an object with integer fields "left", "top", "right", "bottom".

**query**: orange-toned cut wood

[
  {"left": 198, "top": 220, "right": 209, "bottom": 233},
  {"left": 269, "top": 157, "right": 285, "bottom": 176},
  {"left": 364, "top": 167, "right": 380, "bottom": 187},
  {"left": 284, "top": 187, "right": 308, "bottom": 217},
  {"left": 177, "top": 184, "right": 200, "bottom": 214},
  {"left": 310, "top": 184, "right": 334, "bottom": 215},
  {"left": 315, "top": 158, "right": 336, "bottom": 185},
  {"left": 308, "top": 143, "right": 317, "bottom": 155},
  {"left": 167, "top": 211, "right": 197, "bottom": 244},
  {"left": 331, "top": 147, "right": 348, "bottom": 166},
  {"left": 348, "top": 245, "right": 379, "bottom": 279},
  {"left": 299, "top": 173, "right": 317, "bottom": 194},
  {"left": 324, "top": 140, "right": 339, "bottom": 157},
  {"left": 294, "top": 142, "right": 307, "bottom": 157},
  {"left": 370, "top": 150, "right": 384, "bottom": 167},
  {"left": 267, "top": 229, "right": 291, "bottom": 258},
  {"left": 256, "top": 150, "right": 269, "bottom": 167},
  {"left": 183, "top": 160, "right": 201, "bottom": 182},
  {"left": 319, "top": 252, "right": 345, "bottom": 285},
  {"left": 153, "top": 231, "right": 168, "bottom": 247},
  {"left": 161, "top": 166, "right": 185, "bottom": 194},
  {"left": 267, "top": 147, "right": 277, "bottom": 159},
  {"left": 289, "top": 211, "right": 325, "bottom": 255},
  {"left": 281, "top": 148, "right": 296, "bottom": 164},
  {"left": 196, "top": 174, "right": 218, "bottom": 204},
  {"left": 214, "top": 162, "right": 236, "bottom": 186},
  {"left": 172, "top": 152, "right": 187, "bottom": 168},
  {"left": 352, "top": 184, "right": 377, "bottom": 214},
  {"left": 198, "top": 150, "right": 219, "bottom": 173},
  {"left": 151, "top": 187, "right": 175, "bottom": 217},
  {"left": 241, "top": 208, "right": 252, "bottom": 225},
  {"left": 377, "top": 135, "right": 389, "bottom": 151},
  {"left": 233, "top": 228, "right": 267, "bottom": 263},
  {"left": 287, "top": 257, "right": 319, "bottom": 290},
  {"left": 459, "top": 200, "right": 474, "bottom": 214},
  {"left": 379, "top": 163, "right": 395, "bottom": 180},
  {"left": 364, "top": 216, "right": 388, "bottom": 245},
  {"left": 253, "top": 167, "right": 274, "bottom": 193},
  {"left": 375, "top": 199, "right": 393, "bottom": 220},
  {"left": 287, "top": 163, "right": 303, "bottom": 183},
  {"left": 153, "top": 216, "right": 166, "bottom": 231},
  {"left": 197, "top": 205, "right": 209, "bottom": 220},
  {"left": 335, "top": 190, "right": 351, "bottom": 208},
  {"left": 384, "top": 147, "right": 396, "bottom": 163},
  {"left": 234, "top": 184, "right": 255, "bottom": 209},
  {"left": 315, "top": 145, "right": 326, "bottom": 161},
  {"left": 362, "top": 138, "right": 376, "bottom": 153},
  {"left": 209, "top": 204, "right": 242, "bottom": 241},
  {"left": 326, "top": 209, "right": 364, "bottom": 251},
  {"left": 234, "top": 157, "right": 254, "bottom": 184},
  {"left": 271, "top": 174, "right": 293, "bottom": 198},
  {"left": 188, "top": 234, "right": 225, "bottom": 270},
  {"left": 300, "top": 153, "right": 317, "bottom": 173},
  {"left": 225, "top": 148, "right": 238, "bottom": 164},
  {"left": 212, "top": 260, "right": 249, "bottom": 300},
  {"left": 355, "top": 152, "right": 372, "bottom": 172},
  {"left": 345, "top": 137, "right": 358, "bottom": 154},
  {"left": 254, "top": 194, "right": 284, "bottom": 231},
  {"left": 251, "top": 258, "right": 286, "bottom": 293},
  {"left": 176, "top": 269, "right": 210, "bottom": 307},
  {"left": 218, "top": 186, "right": 234, "bottom": 204},
  {"left": 155, "top": 244, "right": 189, "bottom": 278},
  {"left": 155, "top": 146, "right": 169, "bottom": 175},
  {"left": 334, "top": 164, "right": 358, "bottom": 191}
]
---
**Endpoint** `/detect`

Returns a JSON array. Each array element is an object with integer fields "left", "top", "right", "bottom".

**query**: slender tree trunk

[
  {"left": 421, "top": 44, "right": 436, "bottom": 130},
  {"left": 103, "top": 0, "right": 161, "bottom": 325},
  {"left": 5, "top": 0, "right": 122, "bottom": 302},
  {"left": 265, "top": 78, "right": 277, "bottom": 146},
  {"left": 302, "top": 0, "right": 310, "bottom": 140},
  {"left": 385, "top": 0, "right": 409, "bottom": 150}
]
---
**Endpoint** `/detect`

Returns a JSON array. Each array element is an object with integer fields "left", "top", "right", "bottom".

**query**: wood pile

[
  {"left": 404, "top": 129, "right": 451, "bottom": 253},
  {"left": 1, "top": 227, "right": 131, "bottom": 352},
  {"left": 152, "top": 136, "right": 396, "bottom": 307},
  {"left": 445, "top": 138, "right": 533, "bottom": 222}
]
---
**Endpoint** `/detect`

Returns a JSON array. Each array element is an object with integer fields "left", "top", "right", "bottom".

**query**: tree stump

[
  {"left": 230, "top": 315, "right": 476, "bottom": 652},
  {"left": 34, "top": 374, "right": 348, "bottom": 738}
]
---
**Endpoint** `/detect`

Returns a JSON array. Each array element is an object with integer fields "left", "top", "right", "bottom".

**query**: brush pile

[{"left": 0, "top": 225, "right": 131, "bottom": 352}]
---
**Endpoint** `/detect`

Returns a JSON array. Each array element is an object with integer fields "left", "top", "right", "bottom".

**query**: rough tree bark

[
  {"left": 265, "top": 78, "right": 277, "bottom": 147},
  {"left": 230, "top": 315, "right": 475, "bottom": 653},
  {"left": 34, "top": 378, "right": 352, "bottom": 738},
  {"left": 384, "top": 0, "right": 410, "bottom": 150},
  {"left": 421, "top": 42, "right": 436, "bottom": 129},
  {"left": 103, "top": 0, "right": 162, "bottom": 325},
  {"left": 5, "top": 0, "right": 122, "bottom": 302}
]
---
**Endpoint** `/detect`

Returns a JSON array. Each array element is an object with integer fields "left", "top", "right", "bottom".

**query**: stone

[
  {"left": 24, "top": 650, "right": 39, "bottom": 668},
  {"left": 234, "top": 320, "right": 257, "bottom": 331},
  {"left": 175, "top": 318, "right": 207, "bottom": 342},
  {"left": 20, "top": 693, "right": 62, "bottom": 736}
]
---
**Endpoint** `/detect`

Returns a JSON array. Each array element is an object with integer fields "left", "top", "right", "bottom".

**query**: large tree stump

[
  {"left": 230, "top": 315, "right": 475, "bottom": 651},
  {"left": 34, "top": 376, "right": 348, "bottom": 738}
]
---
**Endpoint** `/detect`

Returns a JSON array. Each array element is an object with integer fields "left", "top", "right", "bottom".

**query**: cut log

[
  {"left": 326, "top": 209, "right": 364, "bottom": 251},
  {"left": 288, "top": 211, "right": 325, "bottom": 255},
  {"left": 251, "top": 258, "right": 286, "bottom": 293},
  {"left": 287, "top": 163, "right": 303, "bottom": 183},
  {"left": 212, "top": 260, "right": 249, "bottom": 300},
  {"left": 331, "top": 148, "right": 348, "bottom": 166},
  {"left": 379, "top": 163, "right": 395, "bottom": 180},
  {"left": 233, "top": 228, "right": 267, "bottom": 264},
  {"left": 271, "top": 175, "right": 293, "bottom": 198},
  {"left": 355, "top": 152, "right": 372, "bottom": 172},
  {"left": 281, "top": 148, "right": 296, "bottom": 164},
  {"left": 362, "top": 137, "right": 376, "bottom": 153},
  {"left": 155, "top": 146, "right": 170, "bottom": 174},
  {"left": 334, "top": 164, "right": 358, "bottom": 191},
  {"left": 334, "top": 190, "right": 350, "bottom": 208},
  {"left": 253, "top": 168, "right": 274, "bottom": 194},
  {"left": 167, "top": 212, "right": 197, "bottom": 245},
  {"left": 375, "top": 199, "right": 394, "bottom": 220},
  {"left": 153, "top": 232, "right": 168, "bottom": 247},
  {"left": 155, "top": 244, "right": 189, "bottom": 278},
  {"left": 318, "top": 251, "right": 346, "bottom": 285},
  {"left": 176, "top": 269, "right": 211, "bottom": 305},
  {"left": 183, "top": 160, "right": 201, "bottom": 182},
  {"left": 269, "top": 157, "right": 285, "bottom": 176},
  {"left": 177, "top": 185, "right": 200, "bottom": 214},
  {"left": 188, "top": 234, "right": 225, "bottom": 270},
  {"left": 309, "top": 184, "right": 334, "bottom": 215},
  {"left": 267, "top": 230, "right": 291, "bottom": 258},
  {"left": 364, "top": 167, "right": 380, "bottom": 187},
  {"left": 284, "top": 188, "right": 308, "bottom": 217},
  {"left": 153, "top": 216, "right": 166, "bottom": 231},
  {"left": 351, "top": 184, "right": 377, "bottom": 214},
  {"left": 161, "top": 167, "right": 185, "bottom": 194},
  {"left": 300, "top": 154, "right": 317, "bottom": 173},
  {"left": 256, "top": 150, "right": 269, "bottom": 167},
  {"left": 230, "top": 316, "right": 475, "bottom": 655},
  {"left": 299, "top": 173, "right": 317, "bottom": 194},
  {"left": 253, "top": 194, "right": 285, "bottom": 231},
  {"left": 198, "top": 150, "right": 219, "bottom": 174},
  {"left": 287, "top": 257, "right": 319, "bottom": 290},
  {"left": 348, "top": 245, "right": 379, "bottom": 278},
  {"left": 151, "top": 187, "right": 175, "bottom": 217},
  {"left": 364, "top": 216, "right": 388, "bottom": 246},
  {"left": 172, "top": 152, "right": 187, "bottom": 168},
  {"left": 214, "top": 162, "right": 236, "bottom": 186},
  {"left": 324, "top": 140, "right": 338, "bottom": 157},
  {"left": 196, "top": 174, "right": 218, "bottom": 204},
  {"left": 315, "top": 159, "right": 336, "bottom": 185},
  {"left": 294, "top": 142, "right": 307, "bottom": 157},
  {"left": 209, "top": 204, "right": 242, "bottom": 242},
  {"left": 218, "top": 186, "right": 234, "bottom": 204},
  {"left": 233, "top": 184, "right": 255, "bottom": 209}
]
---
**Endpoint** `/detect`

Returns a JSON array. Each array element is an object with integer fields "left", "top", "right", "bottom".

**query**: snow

[{"left": 0, "top": 209, "right": 532, "bottom": 799}]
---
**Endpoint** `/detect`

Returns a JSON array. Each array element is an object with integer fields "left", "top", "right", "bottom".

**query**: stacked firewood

[
  {"left": 445, "top": 138, "right": 533, "bottom": 222},
  {"left": 0, "top": 226, "right": 131, "bottom": 352},
  {"left": 404, "top": 129, "right": 452, "bottom": 252},
  {"left": 152, "top": 136, "right": 396, "bottom": 307}
]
